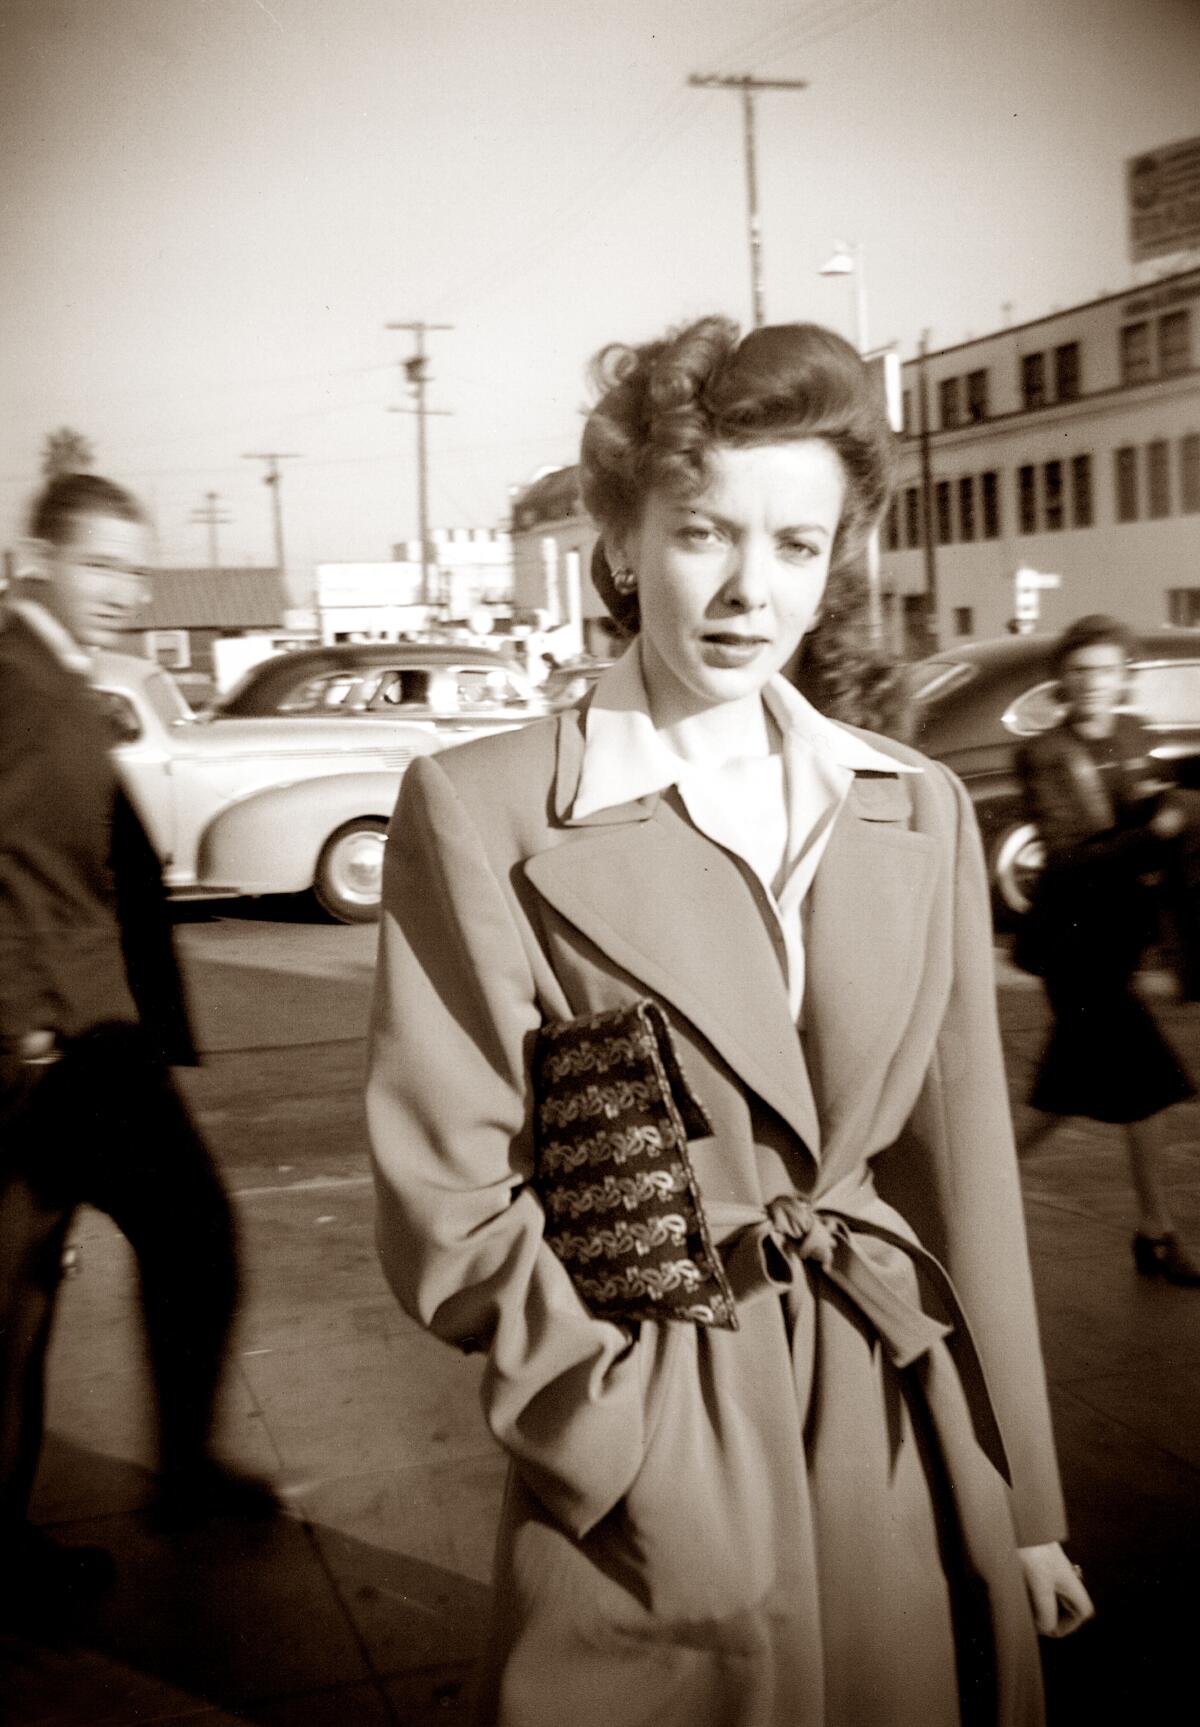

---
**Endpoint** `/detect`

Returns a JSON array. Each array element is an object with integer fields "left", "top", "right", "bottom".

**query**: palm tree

[{"left": 41, "top": 427, "right": 95, "bottom": 479}]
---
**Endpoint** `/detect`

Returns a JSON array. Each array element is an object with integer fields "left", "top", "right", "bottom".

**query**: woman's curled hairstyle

[{"left": 580, "top": 316, "right": 910, "bottom": 737}]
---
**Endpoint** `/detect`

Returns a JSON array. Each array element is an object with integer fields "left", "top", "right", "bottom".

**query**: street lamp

[{"left": 819, "top": 240, "right": 869, "bottom": 355}]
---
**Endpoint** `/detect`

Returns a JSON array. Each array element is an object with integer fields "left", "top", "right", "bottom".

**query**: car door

[
  {"left": 96, "top": 678, "right": 178, "bottom": 865},
  {"left": 1128, "top": 660, "right": 1200, "bottom": 783}
]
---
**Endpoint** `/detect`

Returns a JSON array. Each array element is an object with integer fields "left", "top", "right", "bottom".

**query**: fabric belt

[{"left": 705, "top": 1188, "right": 1012, "bottom": 1486}]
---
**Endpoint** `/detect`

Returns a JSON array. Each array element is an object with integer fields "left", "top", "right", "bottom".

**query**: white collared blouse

[{"left": 572, "top": 643, "right": 921, "bottom": 1022}]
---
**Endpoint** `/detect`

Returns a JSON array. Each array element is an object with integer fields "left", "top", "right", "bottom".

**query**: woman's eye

[
  {"left": 780, "top": 539, "right": 819, "bottom": 563},
  {"left": 679, "top": 525, "right": 722, "bottom": 547}
]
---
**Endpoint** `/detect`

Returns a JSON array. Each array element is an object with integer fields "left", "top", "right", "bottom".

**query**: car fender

[{"left": 196, "top": 768, "right": 412, "bottom": 895}]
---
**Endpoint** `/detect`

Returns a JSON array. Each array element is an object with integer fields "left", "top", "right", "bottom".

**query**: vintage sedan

[
  {"left": 215, "top": 640, "right": 549, "bottom": 733},
  {"left": 913, "top": 630, "right": 1200, "bottom": 917},
  {"left": 94, "top": 649, "right": 457, "bottom": 922}
]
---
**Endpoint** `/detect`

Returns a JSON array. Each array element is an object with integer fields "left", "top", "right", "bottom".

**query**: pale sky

[{"left": 1, "top": 0, "right": 1198, "bottom": 599}]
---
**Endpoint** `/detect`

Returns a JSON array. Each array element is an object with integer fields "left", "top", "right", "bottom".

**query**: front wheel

[
  {"left": 990, "top": 820, "right": 1046, "bottom": 921},
  {"left": 313, "top": 818, "right": 388, "bottom": 923}
]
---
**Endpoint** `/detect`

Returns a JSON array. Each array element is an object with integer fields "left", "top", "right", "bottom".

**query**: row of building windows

[
  {"left": 1019, "top": 342, "right": 1080, "bottom": 413},
  {"left": 949, "top": 592, "right": 1200, "bottom": 635},
  {"left": 883, "top": 472, "right": 1002, "bottom": 549},
  {"left": 882, "top": 434, "right": 1200, "bottom": 548},
  {"left": 1015, "top": 456, "right": 1094, "bottom": 533},
  {"left": 1121, "top": 310, "right": 1192, "bottom": 386},
  {"left": 1114, "top": 434, "right": 1200, "bottom": 522},
  {"left": 929, "top": 342, "right": 1082, "bottom": 430},
  {"left": 921, "top": 307, "right": 1193, "bottom": 432}
]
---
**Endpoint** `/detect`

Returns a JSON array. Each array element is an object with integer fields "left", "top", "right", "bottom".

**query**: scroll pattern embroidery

[{"left": 532, "top": 1000, "right": 737, "bottom": 1329}]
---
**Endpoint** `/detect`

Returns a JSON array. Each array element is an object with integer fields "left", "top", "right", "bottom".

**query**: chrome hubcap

[
  {"left": 996, "top": 822, "right": 1045, "bottom": 915},
  {"left": 329, "top": 830, "right": 385, "bottom": 906}
]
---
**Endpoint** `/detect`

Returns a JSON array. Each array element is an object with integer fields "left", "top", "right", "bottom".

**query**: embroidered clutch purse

[{"left": 531, "top": 1000, "right": 737, "bottom": 1329}]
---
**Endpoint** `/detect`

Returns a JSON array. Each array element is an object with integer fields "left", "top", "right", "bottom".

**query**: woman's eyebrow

[{"left": 674, "top": 505, "right": 833, "bottom": 537}]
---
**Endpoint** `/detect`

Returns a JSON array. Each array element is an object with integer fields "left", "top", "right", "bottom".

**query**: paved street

[{"left": 2, "top": 901, "right": 1199, "bottom": 1725}]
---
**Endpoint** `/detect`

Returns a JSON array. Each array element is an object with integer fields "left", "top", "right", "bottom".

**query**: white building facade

[
  {"left": 882, "top": 264, "right": 1200, "bottom": 646},
  {"left": 317, "top": 527, "right": 513, "bottom": 641},
  {"left": 509, "top": 467, "right": 618, "bottom": 658}
]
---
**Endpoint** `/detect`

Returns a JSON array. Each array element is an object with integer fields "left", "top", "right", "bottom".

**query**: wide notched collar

[
  {"left": 531, "top": 706, "right": 939, "bottom": 1170},
  {"left": 551, "top": 700, "right": 662, "bottom": 827}
]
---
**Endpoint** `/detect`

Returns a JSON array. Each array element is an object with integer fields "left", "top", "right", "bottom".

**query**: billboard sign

[{"left": 1127, "top": 137, "right": 1200, "bottom": 262}]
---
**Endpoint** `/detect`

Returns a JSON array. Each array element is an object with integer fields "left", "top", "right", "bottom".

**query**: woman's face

[
  {"left": 1059, "top": 642, "right": 1128, "bottom": 725},
  {"left": 615, "top": 440, "right": 845, "bottom": 724}
]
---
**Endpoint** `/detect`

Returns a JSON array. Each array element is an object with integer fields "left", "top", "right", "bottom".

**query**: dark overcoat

[{"left": 0, "top": 606, "right": 194, "bottom": 1071}]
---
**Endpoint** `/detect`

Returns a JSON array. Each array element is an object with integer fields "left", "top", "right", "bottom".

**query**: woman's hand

[{"left": 1018, "top": 1542, "right": 1095, "bottom": 1638}]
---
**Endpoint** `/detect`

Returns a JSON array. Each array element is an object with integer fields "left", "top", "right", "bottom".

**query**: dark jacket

[
  {"left": 0, "top": 607, "right": 195, "bottom": 1075},
  {"left": 1015, "top": 714, "right": 1169, "bottom": 976}
]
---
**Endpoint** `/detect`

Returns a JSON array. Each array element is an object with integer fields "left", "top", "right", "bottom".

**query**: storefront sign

[{"left": 1127, "top": 137, "right": 1200, "bottom": 263}]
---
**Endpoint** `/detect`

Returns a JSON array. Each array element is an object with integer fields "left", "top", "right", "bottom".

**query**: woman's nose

[{"left": 720, "top": 541, "right": 769, "bottom": 609}]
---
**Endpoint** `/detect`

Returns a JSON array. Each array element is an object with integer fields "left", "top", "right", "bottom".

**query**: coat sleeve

[
  {"left": 366, "top": 753, "right": 647, "bottom": 1538},
  {"left": 0, "top": 656, "right": 60, "bottom": 1048},
  {"left": 885, "top": 764, "right": 1068, "bottom": 1548},
  {"left": 1017, "top": 735, "right": 1162, "bottom": 876}
]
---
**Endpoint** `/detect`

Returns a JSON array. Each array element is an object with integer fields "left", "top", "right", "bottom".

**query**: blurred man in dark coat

[{"left": 0, "top": 473, "right": 274, "bottom": 1624}]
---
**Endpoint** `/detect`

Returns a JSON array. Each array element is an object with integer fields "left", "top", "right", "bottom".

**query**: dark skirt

[{"left": 1031, "top": 969, "right": 1195, "bottom": 1123}]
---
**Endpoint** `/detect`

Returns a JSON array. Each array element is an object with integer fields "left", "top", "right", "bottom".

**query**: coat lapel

[
  {"left": 523, "top": 713, "right": 823, "bottom": 1157},
  {"left": 802, "top": 775, "right": 940, "bottom": 1167}
]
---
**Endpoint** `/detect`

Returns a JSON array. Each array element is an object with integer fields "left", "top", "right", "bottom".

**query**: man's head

[
  {"left": 1050, "top": 613, "right": 1138, "bottom": 728},
  {"left": 21, "top": 472, "right": 152, "bottom": 649}
]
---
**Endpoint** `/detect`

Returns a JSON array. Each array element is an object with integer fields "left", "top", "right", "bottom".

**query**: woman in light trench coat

[{"left": 367, "top": 319, "right": 1092, "bottom": 1726}]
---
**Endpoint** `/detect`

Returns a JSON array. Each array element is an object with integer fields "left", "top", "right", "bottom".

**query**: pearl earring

[{"left": 611, "top": 563, "right": 637, "bottom": 595}]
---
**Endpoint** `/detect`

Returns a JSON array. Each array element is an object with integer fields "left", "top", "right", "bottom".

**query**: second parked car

[{"left": 215, "top": 641, "right": 548, "bottom": 735}]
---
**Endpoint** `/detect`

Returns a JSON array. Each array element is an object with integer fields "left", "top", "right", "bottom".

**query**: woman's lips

[{"left": 698, "top": 633, "right": 770, "bottom": 665}]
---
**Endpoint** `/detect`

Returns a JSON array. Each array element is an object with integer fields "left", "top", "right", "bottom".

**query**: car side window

[
  {"left": 1129, "top": 662, "right": 1200, "bottom": 728},
  {"left": 365, "top": 669, "right": 432, "bottom": 710},
  {"left": 278, "top": 674, "right": 358, "bottom": 713},
  {"left": 1002, "top": 679, "right": 1064, "bottom": 738},
  {"left": 93, "top": 691, "right": 144, "bottom": 745},
  {"left": 426, "top": 671, "right": 461, "bottom": 714},
  {"left": 454, "top": 666, "right": 527, "bottom": 708}
]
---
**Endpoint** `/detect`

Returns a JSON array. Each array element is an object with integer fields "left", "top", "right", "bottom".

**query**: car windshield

[
  {"left": 911, "top": 660, "right": 977, "bottom": 704},
  {"left": 143, "top": 668, "right": 193, "bottom": 724}
]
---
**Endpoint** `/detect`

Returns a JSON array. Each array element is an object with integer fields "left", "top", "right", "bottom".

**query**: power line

[
  {"left": 434, "top": 90, "right": 705, "bottom": 322},
  {"left": 713, "top": 0, "right": 903, "bottom": 76}
]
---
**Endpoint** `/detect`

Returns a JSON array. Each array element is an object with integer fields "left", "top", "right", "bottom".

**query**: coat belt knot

[
  {"left": 706, "top": 1190, "right": 1012, "bottom": 1487},
  {"left": 764, "top": 1193, "right": 836, "bottom": 1268}
]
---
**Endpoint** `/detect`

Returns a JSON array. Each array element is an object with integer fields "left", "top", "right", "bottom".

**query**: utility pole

[
  {"left": 242, "top": 453, "right": 300, "bottom": 588},
  {"left": 190, "top": 489, "right": 230, "bottom": 574},
  {"left": 916, "top": 331, "right": 940, "bottom": 650},
  {"left": 386, "top": 321, "right": 453, "bottom": 608},
  {"left": 688, "top": 73, "right": 809, "bottom": 328}
]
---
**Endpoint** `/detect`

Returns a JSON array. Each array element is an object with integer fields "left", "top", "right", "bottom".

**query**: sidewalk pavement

[{"left": 3, "top": 963, "right": 1198, "bottom": 1726}]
